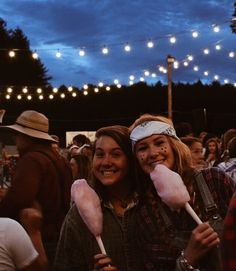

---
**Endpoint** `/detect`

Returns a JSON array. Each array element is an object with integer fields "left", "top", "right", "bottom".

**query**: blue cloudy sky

[{"left": 0, "top": 0, "right": 235, "bottom": 88}]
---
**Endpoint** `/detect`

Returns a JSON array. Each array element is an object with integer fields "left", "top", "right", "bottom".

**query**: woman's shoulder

[{"left": 199, "top": 166, "right": 232, "bottom": 184}]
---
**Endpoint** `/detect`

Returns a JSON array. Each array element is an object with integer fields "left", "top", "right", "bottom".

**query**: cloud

[{"left": 0, "top": 0, "right": 235, "bottom": 87}]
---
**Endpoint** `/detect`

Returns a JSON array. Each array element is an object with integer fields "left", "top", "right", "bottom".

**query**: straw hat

[{"left": 0, "top": 110, "right": 57, "bottom": 142}]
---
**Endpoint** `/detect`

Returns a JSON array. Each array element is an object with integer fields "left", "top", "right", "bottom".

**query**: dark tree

[{"left": 0, "top": 18, "right": 52, "bottom": 88}]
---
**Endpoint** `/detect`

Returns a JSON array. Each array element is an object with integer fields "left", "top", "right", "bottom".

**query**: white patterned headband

[{"left": 130, "top": 120, "right": 180, "bottom": 147}]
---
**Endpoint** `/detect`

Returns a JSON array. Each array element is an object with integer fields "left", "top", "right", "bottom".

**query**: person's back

[
  {"left": 218, "top": 136, "right": 236, "bottom": 186},
  {"left": 0, "top": 110, "right": 73, "bottom": 266}
]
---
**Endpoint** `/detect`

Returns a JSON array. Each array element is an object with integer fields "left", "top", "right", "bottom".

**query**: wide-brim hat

[{"left": 0, "top": 110, "right": 57, "bottom": 143}]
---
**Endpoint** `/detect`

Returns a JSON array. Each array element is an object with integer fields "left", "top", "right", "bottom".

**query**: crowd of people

[{"left": 0, "top": 109, "right": 236, "bottom": 271}]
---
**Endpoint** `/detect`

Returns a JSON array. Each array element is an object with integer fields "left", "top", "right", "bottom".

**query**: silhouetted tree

[{"left": 0, "top": 18, "right": 52, "bottom": 88}]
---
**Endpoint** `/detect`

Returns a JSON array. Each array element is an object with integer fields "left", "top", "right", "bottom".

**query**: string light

[
  {"left": 173, "top": 61, "right": 179, "bottom": 69},
  {"left": 9, "top": 50, "right": 15, "bottom": 57},
  {"left": 98, "top": 82, "right": 104, "bottom": 87},
  {"left": 169, "top": 36, "right": 176, "bottom": 44},
  {"left": 147, "top": 40, "right": 154, "bottom": 48},
  {"left": 114, "top": 79, "right": 119, "bottom": 84},
  {"left": 102, "top": 46, "right": 109, "bottom": 54},
  {"left": 187, "top": 55, "right": 194, "bottom": 61},
  {"left": 229, "top": 51, "right": 235, "bottom": 58},
  {"left": 83, "top": 90, "right": 88, "bottom": 95},
  {"left": 79, "top": 48, "right": 85, "bottom": 56},
  {"left": 32, "top": 51, "right": 39, "bottom": 59},
  {"left": 124, "top": 43, "right": 131, "bottom": 52},
  {"left": 55, "top": 50, "right": 62, "bottom": 58},
  {"left": 183, "top": 61, "right": 189, "bottom": 67},
  {"left": 203, "top": 48, "right": 210, "bottom": 55},
  {"left": 7, "top": 87, "right": 13, "bottom": 93},
  {"left": 140, "top": 77, "right": 145, "bottom": 82},
  {"left": 36, "top": 88, "right": 42, "bottom": 94},
  {"left": 0, "top": 21, "right": 235, "bottom": 94},
  {"left": 53, "top": 87, "right": 58, "bottom": 93},
  {"left": 22, "top": 87, "right": 28, "bottom": 93},
  {"left": 94, "top": 87, "right": 99, "bottom": 93},
  {"left": 129, "top": 75, "right": 135, "bottom": 81},
  {"left": 192, "top": 31, "right": 199, "bottom": 38},
  {"left": 213, "top": 25, "right": 220, "bottom": 32},
  {"left": 215, "top": 44, "right": 221, "bottom": 50}
]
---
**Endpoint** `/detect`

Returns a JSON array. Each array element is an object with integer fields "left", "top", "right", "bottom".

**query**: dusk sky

[{"left": 0, "top": 0, "right": 235, "bottom": 88}]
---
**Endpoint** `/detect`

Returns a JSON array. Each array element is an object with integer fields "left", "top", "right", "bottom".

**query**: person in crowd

[
  {"left": 0, "top": 207, "right": 48, "bottom": 271},
  {"left": 174, "top": 122, "right": 194, "bottom": 138},
  {"left": 180, "top": 136, "right": 207, "bottom": 170},
  {"left": 219, "top": 129, "right": 236, "bottom": 163},
  {"left": 77, "top": 143, "right": 93, "bottom": 161},
  {"left": 69, "top": 153, "right": 92, "bottom": 181},
  {"left": 67, "top": 144, "right": 80, "bottom": 160},
  {"left": 0, "top": 110, "right": 73, "bottom": 268},
  {"left": 128, "top": 113, "right": 234, "bottom": 271},
  {"left": 204, "top": 137, "right": 221, "bottom": 167},
  {"left": 218, "top": 136, "right": 236, "bottom": 186},
  {"left": 199, "top": 131, "right": 207, "bottom": 144},
  {"left": 222, "top": 189, "right": 236, "bottom": 271},
  {"left": 54, "top": 125, "right": 141, "bottom": 271},
  {"left": 50, "top": 135, "right": 61, "bottom": 155},
  {"left": 72, "top": 133, "right": 91, "bottom": 148}
]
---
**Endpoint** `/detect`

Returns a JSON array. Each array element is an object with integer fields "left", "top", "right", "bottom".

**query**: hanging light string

[{"left": 1, "top": 20, "right": 235, "bottom": 101}]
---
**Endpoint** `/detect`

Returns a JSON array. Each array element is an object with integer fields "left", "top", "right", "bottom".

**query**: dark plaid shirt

[
  {"left": 222, "top": 190, "right": 236, "bottom": 271},
  {"left": 135, "top": 167, "right": 234, "bottom": 271},
  {"left": 54, "top": 199, "right": 142, "bottom": 271}
]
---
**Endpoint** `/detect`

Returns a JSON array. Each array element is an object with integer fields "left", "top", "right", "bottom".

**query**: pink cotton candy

[
  {"left": 150, "top": 164, "right": 190, "bottom": 210},
  {"left": 71, "top": 179, "right": 103, "bottom": 237}
]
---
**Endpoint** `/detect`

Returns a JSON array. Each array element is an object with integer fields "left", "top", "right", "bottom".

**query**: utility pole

[{"left": 167, "top": 55, "right": 175, "bottom": 120}]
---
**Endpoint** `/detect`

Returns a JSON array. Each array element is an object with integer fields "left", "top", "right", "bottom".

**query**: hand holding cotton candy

[
  {"left": 71, "top": 179, "right": 107, "bottom": 254},
  {"left": 150, "top": 164, "right": 202, "bottom": 225}
]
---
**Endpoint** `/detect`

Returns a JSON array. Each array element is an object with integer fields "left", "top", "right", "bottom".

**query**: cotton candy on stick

[
  {"left": 71, "top": 179, "right": 107, "bottom": 254},
  {"left": 150, "top": 164, "right": 202, "bottom": 225}
]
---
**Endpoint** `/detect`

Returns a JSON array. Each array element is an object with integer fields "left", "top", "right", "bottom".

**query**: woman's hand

[
  {"left": 183, "top": 222, "right": 220, "bottom": 266},
  {"left": 94, "top": 254, "right": 118, "bottom": 271}
]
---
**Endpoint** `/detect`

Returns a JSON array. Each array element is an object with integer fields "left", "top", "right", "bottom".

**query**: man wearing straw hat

[{"left": 0, "top": 110, "right": 73, "bottom": 267}]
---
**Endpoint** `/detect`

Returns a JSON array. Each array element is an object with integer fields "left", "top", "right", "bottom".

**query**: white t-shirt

[{"left": 0, "top": 218, "right": 38, "bottom": 270}]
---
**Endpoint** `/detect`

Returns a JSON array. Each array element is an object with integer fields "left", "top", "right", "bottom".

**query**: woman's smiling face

[
  {"left": 135, "top": 134, "right": 175, "bottom": 174},
  {"left": 92, "top": 135, "right": 129, "bottom": 186}
]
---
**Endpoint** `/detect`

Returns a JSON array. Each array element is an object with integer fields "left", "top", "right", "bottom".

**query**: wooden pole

[{"left": 167, "top": 55, "right": 175, "bottom": 120}]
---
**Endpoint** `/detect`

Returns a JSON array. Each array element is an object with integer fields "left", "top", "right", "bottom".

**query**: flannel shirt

[
  {"left": 135, "top": 167, "right": 234, "bottom": 271},
  {"left": 222, "top": 191, "right": 236, "bottom": 271}
]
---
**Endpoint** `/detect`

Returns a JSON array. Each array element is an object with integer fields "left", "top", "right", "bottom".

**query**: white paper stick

[
  {"left": 185, "top": 202, "right": 203, "bottom": 225},
  {"left": 96, "top": 235, "right": 107, "bottom": 254}
]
